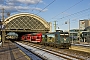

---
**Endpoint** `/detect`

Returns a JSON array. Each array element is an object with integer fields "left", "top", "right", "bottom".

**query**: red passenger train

[{"left": 21, "top": 33, "right": 42, "bottom": 43}]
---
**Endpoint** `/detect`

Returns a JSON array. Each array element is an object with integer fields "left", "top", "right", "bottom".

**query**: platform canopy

[{"left": 3, "top": 13, "right": 50, "bottom": 32}]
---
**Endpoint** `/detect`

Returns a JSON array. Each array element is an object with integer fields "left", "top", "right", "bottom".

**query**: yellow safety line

[{"left": 70, "top": 46, "right": 90, "bottom": 53}]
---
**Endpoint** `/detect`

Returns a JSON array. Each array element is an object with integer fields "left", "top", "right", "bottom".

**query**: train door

[
  {"left": 60, "top": 33, "right": 64, "bottom": 43},
  {"left": 60, "top": 33, "right": 69, "bottom": 43},
  {"left": 36, "top": 33, "right": 42, "bottom": 43},
  {"left": 21, "top": 35, "right": 26, "bottom": 40},
  {"left": 64, "top": 34, "right": 70, "bottom": 43}
]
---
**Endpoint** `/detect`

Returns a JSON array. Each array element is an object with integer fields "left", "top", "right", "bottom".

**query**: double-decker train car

[
  {"left": 41, "top": 32, "right": 71, "bottom": 49},
  {"left": 21, "top": 33, "right": 42, "bottom": 43}
]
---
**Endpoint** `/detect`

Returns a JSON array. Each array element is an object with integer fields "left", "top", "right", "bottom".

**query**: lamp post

[
  {"left": 65, "top": 19, "right": 71, "bottom": 43},
  {"left": 69, "top": 19, "right": 74, "bottom": 44}
]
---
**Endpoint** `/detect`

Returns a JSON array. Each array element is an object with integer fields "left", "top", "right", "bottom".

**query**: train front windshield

[
  {"left": 60, "top": 34, "right": 69, "bottom": 38},
  {"left": 60, "top": 33, "right": 70, "bottom": 43}
]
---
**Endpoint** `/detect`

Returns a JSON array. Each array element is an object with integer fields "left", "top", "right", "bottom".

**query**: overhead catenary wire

[
  {"left": 29, "top": 0, "right": 56, "bottom": 24},
  {"left": 31, "top": 0, "right": 41, "bottom": 13},
  {"left": 0, "top": 0, "right": 56, "bottom": 20},
  {"left": 58, "top": 7, "right": 90, "bottom": 20},
  {"left": 1, "top": 0, "right": 56, "bottom": 16},
  {"left": 36, "top": 0, "right": 56, "bottom": 15},
  {"left": 52, "top": 0, "right": 84, "bottom": 19},
  {"left": 17, "top": 0, "right": 56, "bottom": 29},
  {"left": 72, "top": 14, "right": 90, "bottom": 22}
]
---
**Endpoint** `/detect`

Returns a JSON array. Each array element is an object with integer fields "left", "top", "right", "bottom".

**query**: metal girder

[
  {"left": 5, "top": 29, "right": 49, "bottom": 33},
  {"left": 3, "top": 13, "right": 50, "bottom": 32}
]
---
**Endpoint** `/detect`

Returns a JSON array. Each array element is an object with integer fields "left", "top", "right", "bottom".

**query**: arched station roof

[{"left": 3, "top": 13, "right": 50, "bottom": 32}]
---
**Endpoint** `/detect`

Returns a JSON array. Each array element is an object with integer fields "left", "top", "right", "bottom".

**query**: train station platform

[
  {"left": 72, "top": 42, "right": 90, "bottom": 47},
  {"left": 0, "top": 40, "right": 31, "bottom": 60}
]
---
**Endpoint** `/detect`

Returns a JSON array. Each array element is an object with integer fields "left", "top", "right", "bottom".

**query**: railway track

[
  {"left": 17, "top": 41, "right": 86, "bottom": 60},
  {"left": 28, "top": 43, "right": 85, "bottom": 60},
  {"left": 14, "top": 41, "right": 46, "bottom": 60}
]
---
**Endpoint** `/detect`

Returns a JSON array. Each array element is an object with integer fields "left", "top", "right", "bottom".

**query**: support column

[{"left": 1, "top": 30, "right": 6, "bottom": 47}]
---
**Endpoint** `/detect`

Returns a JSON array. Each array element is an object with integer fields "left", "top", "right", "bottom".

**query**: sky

[{"left": 0, "top": 0, "right": 90, "bottom": 32}]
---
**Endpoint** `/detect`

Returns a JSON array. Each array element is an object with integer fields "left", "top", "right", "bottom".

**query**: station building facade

[
  {"left": 69, "top": 19, "right": 90, "bottom": 43},
  {"left": 79, "top": 19, "right": 90, "bottom": 30}
]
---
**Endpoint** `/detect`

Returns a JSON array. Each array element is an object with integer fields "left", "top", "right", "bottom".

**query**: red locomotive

[{"left": 21, "top": 33, "right": 42, "bottom": 43}]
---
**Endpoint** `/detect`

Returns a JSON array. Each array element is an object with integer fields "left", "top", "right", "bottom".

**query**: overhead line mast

[
  {"left": 1, "top": 8, "right": 5, "bottom": 47},
  {"left": 53, "top": 21, "right": 57, "bottom": 32},
  {"left": 2, "top": 8, "right": 4, "bottom": 22}
]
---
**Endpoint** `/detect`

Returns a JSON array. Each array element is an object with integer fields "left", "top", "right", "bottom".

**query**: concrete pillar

[{"left": 1, "top": 30, "right": 6, "bottom": 47}]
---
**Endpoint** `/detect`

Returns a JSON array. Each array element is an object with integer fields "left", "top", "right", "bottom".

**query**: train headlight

[{"left": 64, "top": 38, "right": 66, "bottom": 41}]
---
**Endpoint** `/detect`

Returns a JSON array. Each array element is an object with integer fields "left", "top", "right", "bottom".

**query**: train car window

[
  {"left": 60, "top": 33, "right": 69, "bottom": 40},
  {"left": 47, "top": 34, "right": 55, "bottom": 42},
  {"left": 60, "top": 34, "right": 65, "bottom": 38},
  {"left": 44, "top": 35, "right": 47, "bottom": 42},
  {"left": 37, "top": 36, "right": 39, "bottom": 39},
  {"left": 64, "top": 34, "right": 69, "bottom": 37},
  {"left": 55, "top": 34, "right": 58, "bottom": 43}
]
